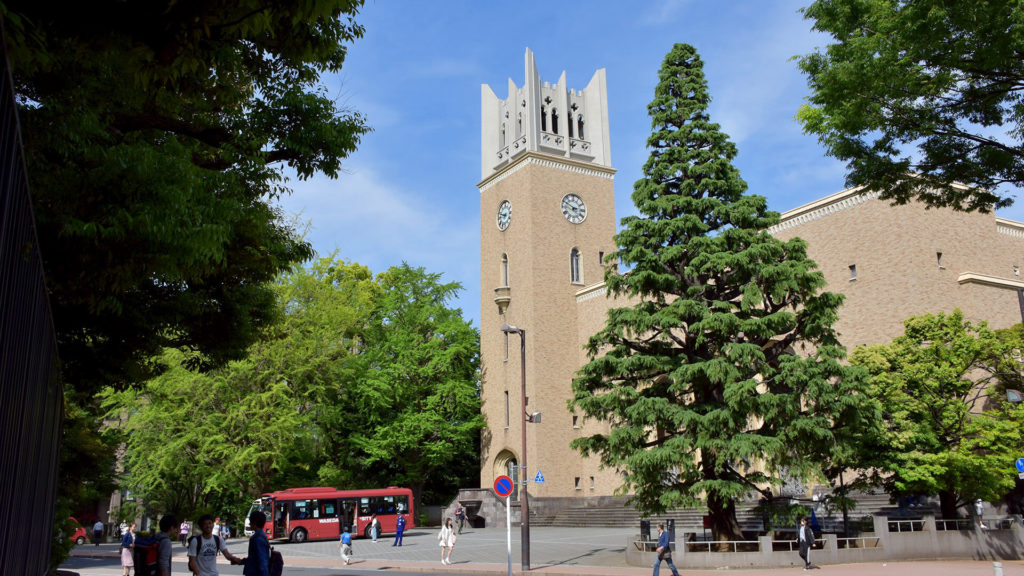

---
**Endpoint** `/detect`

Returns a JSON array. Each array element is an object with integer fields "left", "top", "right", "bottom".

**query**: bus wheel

[
  {"left": 363, "top": 525, "right": 373, "bottom": 539},
  {"left": 291, "top": 528, "right": 308, "bottom": 543}
]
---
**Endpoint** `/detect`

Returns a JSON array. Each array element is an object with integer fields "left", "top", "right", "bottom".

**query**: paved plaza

[{"left": 67, "top": 525, "right": 1022, "bottom": 576}]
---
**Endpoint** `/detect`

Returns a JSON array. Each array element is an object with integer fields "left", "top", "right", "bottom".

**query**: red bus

[{"left": 244, "top": 486, "right": 414, "bottom": 543}]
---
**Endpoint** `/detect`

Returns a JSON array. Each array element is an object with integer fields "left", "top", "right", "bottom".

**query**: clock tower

[{"left": 478, "top": 49, "right": 620, "bottom": 501}]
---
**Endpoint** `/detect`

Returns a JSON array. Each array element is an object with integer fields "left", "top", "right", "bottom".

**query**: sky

[{"left": 277, "top": 0, "right": 1024, "bottom": 329}]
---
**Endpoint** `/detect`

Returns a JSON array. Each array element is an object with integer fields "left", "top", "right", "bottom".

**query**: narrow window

[
  {"left": 574, "top": 477, "right": 581, "bottom": 490},
  {"left": 541, "top": 106, "right": 547, "bottom": 132},
  {"left": 570, "top": 248, "right": 581, "bottom": 284},
  {"left": 504, "top": 331, "right": 509, "bottom": 361},
  {"left": 502, "top": 253, "right": 509, "bottom": 286},
  {"left": 577, "top": 114, "right": 584, "bottom": 139},
  {"left": 517, "top": 112, "right": 523, "bottom": 137},
  {"left": 598, "top": 251, "right": 604, "bottom": 265},
  {"left": 572, "top": 415, "right": 579, "bottom": 428},
  {"left": 590, "top": 476, "right": 595, "bottom": 489},
  {"left": 568, "top": 112, "right": 574, "bottom": 138},
  {"left": 551, "top": 108, "right": 559, "bottom": 134},
  {"left": 500, "top": 123, "right": 506, "bottom": 148},
  {"left": 505, "top": 391, "right": 510, "bottom": 427},
  {"left": 937, "top": 252, "right": 944, "bottom": 269},
  {"left": 849, "top": 264, "right": 858, "bottom": 281}
]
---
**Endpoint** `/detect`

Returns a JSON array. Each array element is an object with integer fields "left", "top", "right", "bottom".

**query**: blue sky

[{"left": 277, "top": 0, "right": 1024, "bottom": 329}]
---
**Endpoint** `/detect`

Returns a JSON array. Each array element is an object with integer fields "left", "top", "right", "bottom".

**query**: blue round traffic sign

[
  {"left": 494, "top": 475, "right": 514, "bottom": 498},
  {"left": 1016, "top": 458, "right": 1024, "bottom": 473}
]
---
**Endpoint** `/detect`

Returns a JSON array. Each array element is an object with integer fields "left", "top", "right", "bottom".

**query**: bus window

[
  {"left": 394, "top": 495, "right": 409, "bottom": 514},
  {"left": 320, "top": 500, "right": 338, "bottom": 519},
  {"left": 359, "top": 498, "right": 371, "bottom": 516},
  {"left": 293, "top": 499, "right": 313, "bottom": 520}
]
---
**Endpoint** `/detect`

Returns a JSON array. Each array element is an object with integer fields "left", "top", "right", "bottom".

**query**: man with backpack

[
  {"left": 188, "top": 514, "right": 244, "bottom": 576},
  {"left": 157, "top": 514, "right": 178, "bottom": 576}
]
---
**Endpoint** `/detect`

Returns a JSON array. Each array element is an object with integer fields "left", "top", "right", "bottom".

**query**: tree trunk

[
  {"left": 707, "top": 492, "right": 744, "bottom": 543},
  {"left": 938, "top": 490, "right": 959, "bottom": 519}
]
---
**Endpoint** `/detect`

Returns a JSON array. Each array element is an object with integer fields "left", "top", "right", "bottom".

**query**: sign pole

[
  {"left": 492, "top": 474, "right": 516, "bottom": 576},
  {"left": 506, "top": 495, "right": 512, "bottom": 576}
]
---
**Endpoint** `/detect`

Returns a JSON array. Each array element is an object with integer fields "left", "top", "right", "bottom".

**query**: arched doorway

[{"left": 493, "top": 449, "right": 520, "bottom": 501}]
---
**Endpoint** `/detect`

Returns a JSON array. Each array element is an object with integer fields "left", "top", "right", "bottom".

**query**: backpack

[
  {"left": 132, "top": 535, "right": 159, "bottom": 576},
  {"left": 189, "top": 534, "right": 222, "bottom": 557},
  {"left": 270, "top": 547, "right": 284, "bottom": 576}
]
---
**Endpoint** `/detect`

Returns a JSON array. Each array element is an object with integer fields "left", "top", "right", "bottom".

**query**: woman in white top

[{"left": 437, "top": 518, "right": 456, "bottom": 564}]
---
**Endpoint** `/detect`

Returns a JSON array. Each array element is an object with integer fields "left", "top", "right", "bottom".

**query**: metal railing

[
  {"left": 771, "top": 538, "right": 818, "bottom": 552},
  {"left": 836, "top": 536, "right": 881, "bottom": 549},
  {"left": 687, "top": 539, "right": 762, "bottom": 553},
  {"left": 887, "top": 519, "right": 924, "bottom": 532},
  {"left": 935, "top": 518, "right": 974, "bottom": 531},
  {"left": 0, "top": 24, "right": 64, "bottom": 576}
]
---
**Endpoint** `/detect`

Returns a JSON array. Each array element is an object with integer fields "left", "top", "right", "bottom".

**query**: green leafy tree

[
  {"left": 849, "top": 310, "right": 1024, "bottom": 518},
  {"left": 569, "top": 44, "right": 877, "bottom": 541},
  {"left": 797, "top": 0, "right": 1024, "bottom": 212},
  {"left": 102, "top": 258, "right": 377, "bottom": 518},
  {"left": 2, "top": 0, "right": 369, "bottom": 392},
  {"left": 346, "top": 263, "right": 483, "bottom": 508}
]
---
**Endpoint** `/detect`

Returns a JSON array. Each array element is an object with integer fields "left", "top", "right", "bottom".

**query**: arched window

[
  {"left": 551, "top": 108, "right": 559, "bottom": 134},
  {"left": 577, "top": 114, "right": 584, "bottom": 139},
  {"left": 541, "top": 106, "right": 547, "bottom": 132},
  {"left": 570, "top": 248, "right": 581, "bottom": 284},
  {"left": 568, "top": 112, "right": 574, "bottom": 138},
  {"left": 501, "top": 253, "right": 509, "bottom": 286}
]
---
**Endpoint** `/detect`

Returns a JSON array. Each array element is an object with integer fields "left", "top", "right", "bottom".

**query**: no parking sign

[{"left": 494, "top": 475, "right": 515, "bottom": 498}]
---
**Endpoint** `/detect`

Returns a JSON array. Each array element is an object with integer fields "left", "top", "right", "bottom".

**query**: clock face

[
  {"left": 561, "top": 194, "right": 587, "bottom": 224},
  {"left": 497, "top": 200, "right": 512, "bottom": 230}
]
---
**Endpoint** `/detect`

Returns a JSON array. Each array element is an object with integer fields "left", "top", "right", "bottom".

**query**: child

[{"left": 339, "top": 526, "right": 354, "bottom": 565}]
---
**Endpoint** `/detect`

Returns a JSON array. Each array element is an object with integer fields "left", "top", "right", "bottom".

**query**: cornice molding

[
  {"left": 996, "top": 217, "right": 1024, "bottom": 239},
  {"left": 576, "top": 282, "right": 608, "bottom": 303},
  {"left": 958, "top": 272, "right": 1024, "bottom": 290},
  {"left": 478, "top": 152, "right": 616, "bottom": 193},
  {"left": 769, "top": 186, "right": 882, "bottom": 234}
]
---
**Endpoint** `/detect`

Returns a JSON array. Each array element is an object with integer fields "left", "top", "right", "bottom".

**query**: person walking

[
  {"left": 120, "top": 522, "right": 136, "bottom": 576},
  {"left": 392, "top": 513, "right": 406, "bottom": 546},
  {"left": 652, "top": 523, "right": 679, "bottom": 576},
  {"left": 93, "top": 519, "right": 104, "bottom": 546},
  {"left": 975, "top": 499, "right": 988, "bottom": 529},
  {"left": 156, "top": 514, "right": 177, "bottom": 576},
  {"left": 437, "top": 518, "right": 456, "bottom": 565},
  {"left": 455, "top": 504, "right": 466, "bottom": 534},
  {"left": 369, "top": 514, "right": 380, "bottom": 543},
  {"left": 179, "top": 521, "right": 191, "bottom": 547},
  {"left": 188, "top": 514, "right": 244, "bottom": 576},
  {"left": 798, "top": 516, "right": 814, "bottom": 570},
  {"left": 338, "top": 526, "right": 354, "bottom": 565},
  {"left": 242, "top": 511, "right": 269, "bottom": 576}
]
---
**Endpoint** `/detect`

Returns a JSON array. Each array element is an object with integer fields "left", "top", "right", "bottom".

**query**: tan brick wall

[
  {"left": 481, "top": 173, "right": 1024, "bottom": 500},
  {"left": 479, "top": 154, "right": 619, "bottom": 497},
  {"left": 772, "top": 192, "right": 1024, "bottom": 349}
]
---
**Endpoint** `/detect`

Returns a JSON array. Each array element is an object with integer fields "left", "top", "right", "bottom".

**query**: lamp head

[{"left": 501, "top": 323, "right": 521, "bottom": 333}]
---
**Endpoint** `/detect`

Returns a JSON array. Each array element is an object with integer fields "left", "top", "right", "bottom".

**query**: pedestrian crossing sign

[{"left": 534, "top": 470, "right": 545, "bottom": 484}]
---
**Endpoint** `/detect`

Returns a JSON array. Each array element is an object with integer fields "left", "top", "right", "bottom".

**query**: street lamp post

[{"left": 501, "top": 323, "right": 530, "bottom": 571}]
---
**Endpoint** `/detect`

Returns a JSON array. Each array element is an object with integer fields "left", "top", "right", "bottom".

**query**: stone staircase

[{"left": 533, "top": 491, "right": 942, "bottom": 531}]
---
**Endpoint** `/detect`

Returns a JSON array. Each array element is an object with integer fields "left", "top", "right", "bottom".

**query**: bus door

[
  {"left": 315, "top": 499, "right": 341, "bottom": 540},
  {"left": 340, "top": 499, "right": 356, "bottom": 533},
  {"left": 274, "top": 500, "right": 289, "bottom": 539}
]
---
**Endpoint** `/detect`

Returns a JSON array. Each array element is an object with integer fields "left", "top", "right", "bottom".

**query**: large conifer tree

[{"left": 569, "top": 44, "right": 877, "bottom": 541}]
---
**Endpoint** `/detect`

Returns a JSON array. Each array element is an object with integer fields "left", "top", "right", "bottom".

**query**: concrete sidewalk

[{"left": 69, "top": 526, "right": 1023, "bottom": 575}]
